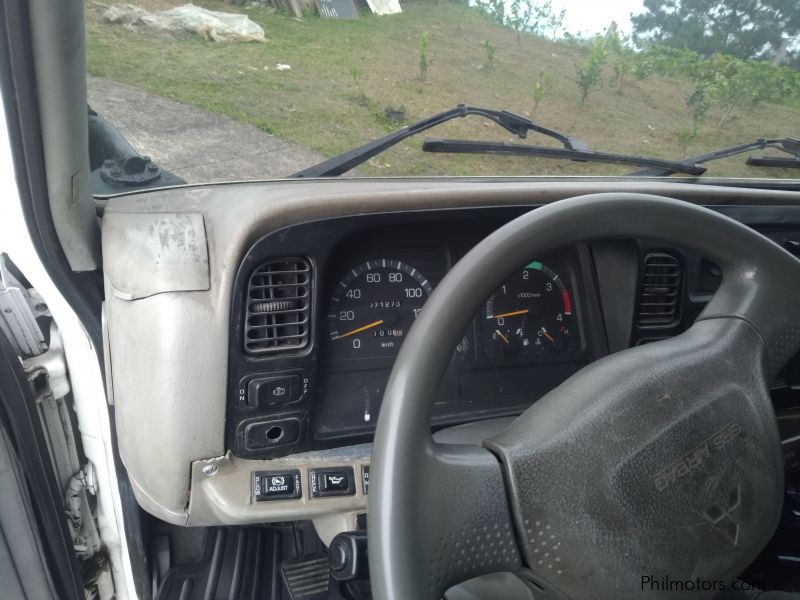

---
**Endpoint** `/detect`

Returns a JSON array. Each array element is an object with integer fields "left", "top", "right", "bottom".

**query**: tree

[{"left": 631, "top": 0, "right": 800, "bottom": 64}]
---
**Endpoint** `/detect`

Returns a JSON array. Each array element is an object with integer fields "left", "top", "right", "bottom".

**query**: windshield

[{"left": 84, "top": 0, "right": 800, "bottom": 184}]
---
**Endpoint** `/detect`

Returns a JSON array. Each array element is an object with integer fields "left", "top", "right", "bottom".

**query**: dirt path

[{"left": 87, "top": 76, "right": 325, "bottom": 183}]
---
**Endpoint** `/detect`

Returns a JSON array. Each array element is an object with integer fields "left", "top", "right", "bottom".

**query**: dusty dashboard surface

[{"left": 100, "top": 178, "right": 800, "bottom": 529}]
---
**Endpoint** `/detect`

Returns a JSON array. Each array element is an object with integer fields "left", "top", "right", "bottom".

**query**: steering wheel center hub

[{"left": 486, "top": 318, "right": 782, "bottom": 598}]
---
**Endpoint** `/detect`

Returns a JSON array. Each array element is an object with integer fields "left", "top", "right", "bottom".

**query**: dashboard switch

[
  {"left": 252, "top": 469, "right": 301, "bottom": 502},
  {"left": 248, "top": 373, "right": 302, "bottom": 408},
  {"left": 322, "top": 471, "right": 350, "bottom": 492},
  {"left": 310, "top": 466, "right": 355, "bottom": 498}
]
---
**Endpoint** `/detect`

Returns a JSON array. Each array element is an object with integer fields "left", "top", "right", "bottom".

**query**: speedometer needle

[{"left": 337, "top": 319, "right": 384, "bottom": 340}]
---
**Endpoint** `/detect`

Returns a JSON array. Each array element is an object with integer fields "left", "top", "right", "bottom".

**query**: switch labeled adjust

[
  {"left": 310, "top": 467, "right": 355, "bottom": 498},
  {"left": 252, "top": 469, "right": 301, "bottom": 502}
]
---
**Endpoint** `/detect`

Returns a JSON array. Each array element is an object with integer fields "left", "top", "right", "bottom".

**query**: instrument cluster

[
  {"left": 323, "top": 249, "right": 583, "bottom": 368},
  {"left": 228, "top": 210, "right": 600, "bottom": 457}
]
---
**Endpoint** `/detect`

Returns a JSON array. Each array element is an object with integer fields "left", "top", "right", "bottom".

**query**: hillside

[{"left": 85, "top": 0, "right": 800, "bottom": 178}]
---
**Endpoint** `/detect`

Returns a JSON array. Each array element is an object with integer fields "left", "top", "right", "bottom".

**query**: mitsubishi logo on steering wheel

[{"left": 703, "top": 483, "right": 742, "bottom": 545}]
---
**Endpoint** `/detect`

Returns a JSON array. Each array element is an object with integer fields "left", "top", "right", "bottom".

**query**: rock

[{"left": 103, "top": 3, "right": 267, "bottom": 43}]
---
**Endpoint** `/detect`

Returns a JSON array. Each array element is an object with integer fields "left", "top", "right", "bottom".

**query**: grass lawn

[{"left": 85, "top": 0, "right": 800, "bottom": 178}]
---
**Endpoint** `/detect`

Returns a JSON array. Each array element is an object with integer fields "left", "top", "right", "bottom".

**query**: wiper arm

[
  {"left": 422, "top": 139, "right": 706, "bottom": 176},
  {"left": 290, "top": 104, "right": 587, "bottom": 178},
  {"left": 629, "top": 138, "right": 800, "bottom": 176}
]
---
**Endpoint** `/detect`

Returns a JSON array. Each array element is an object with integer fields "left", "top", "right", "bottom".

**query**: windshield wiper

[
  {"left": 421, "top": 139, "right": 706, "bottom": 176},
  {"left": 629, "top": 138, "right": 800, "bottom": 176},
  {"left": 290, "top": 104, "right": 587, "bottom": 178},
  {"left": 746, "top": 138, "right": 800, "bottom": 169}
]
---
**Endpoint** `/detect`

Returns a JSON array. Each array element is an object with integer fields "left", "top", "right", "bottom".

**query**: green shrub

[
  {"left": 483, "top": 39, "right": 496, "bottom": 69},
  {"left": 532, "top": 69, "right": 554, "bottom": 111},
  {"left": 627, "top": 41, "right": 800, "bottom": 129},
  {"left": 419, "top": 31, "right": 431, "bottom": 82},
  {"left": 606, "top": 30, "right": 635, "bottom": 93},
  {"left": 575, "top": 37, "right": 609, "bottom": 104}
]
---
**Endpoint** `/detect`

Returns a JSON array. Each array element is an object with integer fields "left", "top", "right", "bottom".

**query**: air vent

[
  {"left": 637, "top": 252, "right": 682, "bottom": 328},
  {"left": 245, "top": 258, "right": 311, "bottom": 354}
]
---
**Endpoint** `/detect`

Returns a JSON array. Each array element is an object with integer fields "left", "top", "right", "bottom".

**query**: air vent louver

[
  {"left": 637, "top": 252, "right": 682, "bottom": 328},
  {"left": 245, "top": 258, "right": 311, "bottom": 354}
]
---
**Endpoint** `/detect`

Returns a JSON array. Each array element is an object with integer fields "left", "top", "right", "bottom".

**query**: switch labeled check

[{"left": 310, "top": 467, "right": 356, "bottom": 498}]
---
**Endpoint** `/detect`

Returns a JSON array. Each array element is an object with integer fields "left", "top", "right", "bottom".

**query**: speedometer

[{"left": 328, "top": 259, "right": 433, "bottom": 359}]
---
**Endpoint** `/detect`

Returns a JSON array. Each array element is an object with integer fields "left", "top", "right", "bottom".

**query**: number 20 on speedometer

[{"left": 328, "top": 259, "right": 433, "bottom": 359}]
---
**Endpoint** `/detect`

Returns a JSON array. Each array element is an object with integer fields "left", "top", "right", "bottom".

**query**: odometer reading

[{"left": 328, "top": 259, "right": 433, "bottom": 359}]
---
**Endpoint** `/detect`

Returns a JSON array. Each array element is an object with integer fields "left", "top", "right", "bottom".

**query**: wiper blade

[
  {"left": 290, "top": 104, "right": 587, "bottom": 178},
  {"left": 422, "top": 139, "right": 707, "bottom": 176},
  {"left": 746, "top": 156, "right": 800, "bottom": 169},
  {"left": 746, "top": 139, "right": 800, "bottom": 169},
  {"left": 630, "top": 138, "right": 800, "bottom": 176}
]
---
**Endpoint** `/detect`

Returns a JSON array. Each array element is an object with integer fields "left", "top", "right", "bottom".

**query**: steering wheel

[{"left": 367, "top": 194, "right": 800, "bottom": 600}]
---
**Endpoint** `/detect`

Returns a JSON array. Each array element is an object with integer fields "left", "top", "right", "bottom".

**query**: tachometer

[
  {"left": 482, "top": 260, "right": 579, "bottom": 361},
  {"left": 328, "top": 259, "right": 433, "bottom": 359}
]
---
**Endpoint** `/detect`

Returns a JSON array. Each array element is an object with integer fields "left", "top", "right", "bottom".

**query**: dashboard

[
  {"left": 101, "top": 178, "right": 800, "bottom": 529},
  {"left": 226, "top": 207, "right": 684, "bottom": 460}
]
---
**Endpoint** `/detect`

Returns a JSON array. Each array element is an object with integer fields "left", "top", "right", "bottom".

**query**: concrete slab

[{"left": 87, "top": 76, "right": 325, "bottom": 183}]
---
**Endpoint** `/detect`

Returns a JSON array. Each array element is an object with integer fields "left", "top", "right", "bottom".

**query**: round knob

[{"left": 329, "top": 540, "right": 349, "bottom": 572}]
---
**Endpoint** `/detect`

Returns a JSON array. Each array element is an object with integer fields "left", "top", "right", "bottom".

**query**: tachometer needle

[
  {"left": 495, "top": 330, "right": 510, "bottom": 344},
  {"left": 490, "top": 309, "right": 530, "bottom": 320},
  {"left": 337, "top": 319, "right": 384, "bottom": 340}
]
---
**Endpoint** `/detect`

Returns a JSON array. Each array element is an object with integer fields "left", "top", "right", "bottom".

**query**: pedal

[{"left": 280, "top": 552, "right": 330, "bottom": 600}]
